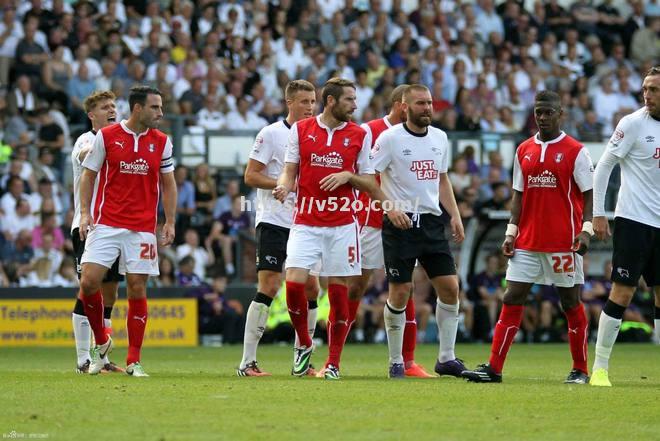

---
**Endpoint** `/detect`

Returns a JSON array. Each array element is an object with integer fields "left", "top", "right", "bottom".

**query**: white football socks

[
  {"left": 240, "top": 301, "right": 270, "bottom": 369},
  {"left": 436, "top": 299, "right": 459, "bottom": 363},
  {"left": 72, "top": 313, "right": 91, "bottom": 365},
  {"left": 593, "top": 311, "right": 622, "bottom": 371},
  {"left": 384, "top": 301, "right": 405, "bottom": 365}
]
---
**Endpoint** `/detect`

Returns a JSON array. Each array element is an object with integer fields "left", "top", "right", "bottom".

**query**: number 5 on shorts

[
  {"left": 551, "top": 254, "right": 573, "bottom": 273},
  {"left": 140, "top": 243, "right": 156, "bottom": 260},
  {"left": 348, "top": 246, "right": 356, "bottom": 264}
]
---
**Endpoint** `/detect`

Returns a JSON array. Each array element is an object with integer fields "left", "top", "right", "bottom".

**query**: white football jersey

[
  {"left": 248, "top": 120, "right": 296, "bottom": 229},
  {"left": 602, "top": 107, "right": 660, "bottom": 228},
  {"left": 71, "top": 130, "right": 97, "bottom": 232},
  {"left": 371, "top": 123, "right": 450, "bottom": 216}
]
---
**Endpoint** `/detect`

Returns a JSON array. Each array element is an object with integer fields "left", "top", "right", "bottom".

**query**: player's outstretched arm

[
  {"left": 573, "top": 190, "right": 594, "bottom": 255},
  {"left": 439, "top": 173, "right": 464, "bottom": 243},
  {"left": 160, "top": 171, "right": 177, "bottom": 246},
  {"left": 350, "top": 173, "right": 412, "bottom": 230},
  {"left": 244, "top": 159, "right": 278, "bottom": 190},
  {"left": 502, "top": 190, "right": 523, "bottom": 257},
  {"left": 79, "top": 168, "right": 98, "bottom": 241},
  {"left": 273, "top": 162, "right": 298, "bottom": 202}
]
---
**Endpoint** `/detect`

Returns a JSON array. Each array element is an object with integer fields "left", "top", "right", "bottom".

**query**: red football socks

[
  {"left": 564, "top": 303, "right": 589, "bottom": 374},
  {"left": 82, "top": 289, "right": 107, "bottom": 345},
  {"left": 286, "top": 281, "right": 312, "bottom": 348},
  {"left": 326, "top": 284, "right": 350, "bottom": 368},
  {"left": 126, "top": 298, "right": 148, "bottom": 365},
  {"left": 489, "top": 304, "right": 524, "bottom": 374},
  {"left": 402, "top": 296, "right": 417, "bottom": 365},
  {"left": 348, "top": 299, "right": 361, "bottom": 328}
]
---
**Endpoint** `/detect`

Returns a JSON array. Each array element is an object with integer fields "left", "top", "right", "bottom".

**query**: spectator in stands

[
  {"left": 0, "top": 172, "right": 32, "bottom": 216},
  {"left": 32, "top": 211, "right": 64, "bottom": 251},
  {"left": 213, "top": 179, "right": 240, "bottom": 219},
  {"left": 1, "top": 198, "right": 37, "bottom": 241},
  {"left": 0, "top": 5, "right": 22, "bottom": 86},
  {"left": 52, "top": 256, "right": 78, "bottom": 287},
  {"left": 1, "top": 229, "right": 34, "bottom": 284},
  {"left": 19, "top": 256, "right": 56, "bottom": 287},
  {"left": 29, "top": 178, "right": 64, "bottom": 224},
  {"left": 174, "top": 165, "right": 195, "bottom": 243},
  {"left": 217, "top": 195, "right": 251, "bottom": 277},
  {"left": 449, "top": 155, "right": 474, "bottom": 195},
  {"left": 577, "top": 110, "right": 604, "bottom": 142},
  {"left": 6, "top": 75, "right": 36, "bottom": 117},
  {"left": 179, "top": 76, "right": 205, "bottom": 116},
  {"left": 176, "top": 255, "right": 203, "bottom": 287},
  {"left": 176, "top": 228, "right": 212, "bottom": 281},
  {"left": 40, "top": 45, "right": 71, "bottom": 110},
  {"left": 189, "top": 273, "right": 244, "bottom": 343},
  {"left": 473, "top": 254, "right": 505, "bottom": 334},
  {"left": 191, "top": 163, "right": 217, "bottom": 234},
  {"left": 14, "top": 16, "right": 48, "bottom": 82},
  {"left": 196, "top": 95, "right": 226, "bottom": 130},
  {"left": 67, "top": 63, "right": 95, "bottom": 124},
  {"left": 225, "top": 96, "right": 268, "bottom": 130},
  {"left": 32, "top": 231, "right": 62, "bottom": 278}
]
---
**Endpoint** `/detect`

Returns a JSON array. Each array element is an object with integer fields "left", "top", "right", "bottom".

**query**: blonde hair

[{"left": 83, "top": 90, "right": 116, "bottom": 113}]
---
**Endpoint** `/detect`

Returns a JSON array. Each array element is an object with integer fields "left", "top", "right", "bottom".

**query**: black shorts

[
  {"left": 382, "top": 213, "right": 456, "bottom": 284},
  {"left": 611, "top": 217, "right": 660, "bottom": 287},
  {"left": 72, "top": 227, "right": 124, "bottom": 283},
  {"left": 255, "top": 222, "right": 290, "bottom": 272}
]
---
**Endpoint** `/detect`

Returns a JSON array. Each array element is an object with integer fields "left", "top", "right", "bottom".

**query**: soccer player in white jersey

[
  {"left": 590, "top": 66, "right": 660, "bottom": 387},
  {"left": 70, "top": 91, "right": 124, "bottom": 374},
  {"left": 238, "top": 80, "right": 321, "bottom": 377},
  {"left": 79, "top": 86, "right": 177, "bottom": 376},
  {"left": 370, "top": 84, "right": 466, "bottom": 378}
]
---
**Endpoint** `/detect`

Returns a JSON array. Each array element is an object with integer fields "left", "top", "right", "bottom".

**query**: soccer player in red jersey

[
  {"left": 78, "top": 86, "right": 177, "bottom": 376},
  {"left": 349, "top": 84, "right": 433, "bottom": 378},
  {"left": 273, "top": 77, "right": 407, "bottom": 379},
  {"left": 70, "top": 91, "right": 124, "bottom": 374},
  {"left": 462, "top": 91, "right": 595, "bottom": 384}
]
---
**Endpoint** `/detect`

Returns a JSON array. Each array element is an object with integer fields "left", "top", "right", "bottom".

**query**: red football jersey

[
  {"left": 83, "top": 121, "right": 175, "bottom": 233},
  {"left": 285, "top": 116, "right": 374, "bottom": 227},
  {"left": 513, "top": 132, "right": 594, "bottom": 252},
  {"left": 355, "top": 117, "right": 392, "bottom": 229}
]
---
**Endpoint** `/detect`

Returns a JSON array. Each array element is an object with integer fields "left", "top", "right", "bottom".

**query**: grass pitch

[{"left": 0, "top": 343, "right": 658, "bottom": 441}]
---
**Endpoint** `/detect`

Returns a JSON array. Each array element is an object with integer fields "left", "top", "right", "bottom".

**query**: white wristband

[
  {"left": 581, "top": 221, "right": 594, "bottom": 237},
  {"left": 505, "top": 223, "right": 518, "bottom": 238}
]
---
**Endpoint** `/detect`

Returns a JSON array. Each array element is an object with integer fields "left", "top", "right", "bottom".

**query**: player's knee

[
  {"left": 126, "top": 279, "right": 147, "bottom": 298},
  {"left": 502, "top": 290, "right": 526, "bottom": 305},
  {"left": 349, "top": 279, "right": 367, "bottom": 300},
  {"left": 79, "top": 277, "right": 100, "bottom": 296},
  {"left": 258, "top": 272, "right": 280, "bottom": 297}
]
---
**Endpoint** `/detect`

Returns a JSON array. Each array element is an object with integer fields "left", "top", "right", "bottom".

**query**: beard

[
  {"left": 331, "top": 105, "right": 352, "bottom": 122},
  {"left": 408, "top": 111, "right": 431, "bottom": 128}
]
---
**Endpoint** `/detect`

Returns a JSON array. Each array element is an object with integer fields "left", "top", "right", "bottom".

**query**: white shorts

[
  {"left": 81, "top": 224, "right": 160, "bottom": 276},
  {"left": 506, "top": 249, "right": 584, "bottom": 288},
  {"left": 285, "top": 223, "right": 361, "bottom": 277},
  {"left": 360, "top": 226, "right": 384, "bottom": 270}
]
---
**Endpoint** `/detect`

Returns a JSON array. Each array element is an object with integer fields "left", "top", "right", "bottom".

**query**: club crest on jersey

[
  {"left": 343, "top": 137, "right": 350, "bottom": 147},
  {"left": 555, "top": 152, "right": 563, "bottom": 163},
  {"left": 149, "top": 143, "right": 155, "bottom": 153}
]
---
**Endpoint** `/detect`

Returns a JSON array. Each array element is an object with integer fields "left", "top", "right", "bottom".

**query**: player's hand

[
  {"left": 501, "top": 235, "right": 515, "bottom": 257},
  {"left": 319, "top": 171, "right": 352, "bottom": 191},
  {"left": 593, "top": 216, "right": 611, "bottom": 241},
  {"left": 272, "top": 185, "right": 289, "bottom": 203},
  {"left": 573, "top": 231, "right": 590, "bottom": 256},
  {"left": 79, "top": 214, "right": 93, "bottom": 240},
  {"left": 450, "top": 216, "right": 465, "bottom": 243},
  {"left": 161, "top": 222, "right": 175, "bottom": 247},
  {"left": 386, "top": 209, "right": 412, "bottom": 229}
]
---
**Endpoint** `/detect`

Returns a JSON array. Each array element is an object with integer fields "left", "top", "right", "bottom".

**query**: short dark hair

[
  {"left": 645, "top": 66, "right": 660, "bottom": 78},
  {"left": 390, "top": 84, "right": 409, "bottom": 106},
  {"left": 321, "top": 77, "right": 355, "bottom": 106},
  {"left": 534, "top": 90, "right": 561, "bottom": 108},
  {"left": 402, "top": 84, "right": 430, "bottom": 103},
  {"left": 284, "top": 79, "right": 315, "bottom": 100},
  {"left": 128, "top": 86, "right": 161, "bottom": 112}
]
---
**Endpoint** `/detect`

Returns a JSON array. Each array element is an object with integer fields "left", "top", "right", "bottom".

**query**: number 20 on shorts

[
  {"left": 551, "top": 254, "right": 573, "bottom": 273},
  {"left": 140, "top": 243, "right": 156, "bottom": 260}
]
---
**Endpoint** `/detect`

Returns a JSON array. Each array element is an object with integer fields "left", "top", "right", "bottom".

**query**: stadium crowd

[{"left": 0, "top": 0, "right": 657, "bottom": 342}]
